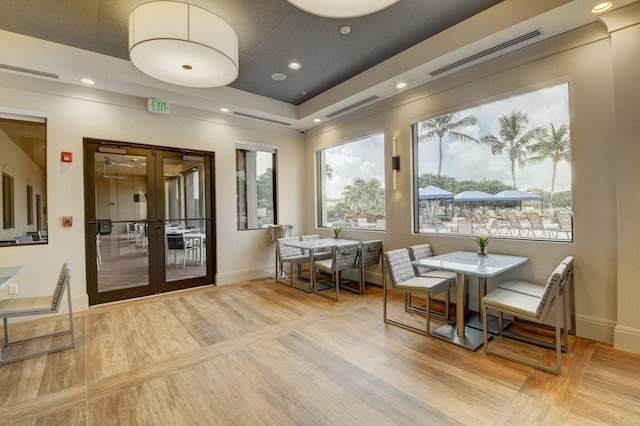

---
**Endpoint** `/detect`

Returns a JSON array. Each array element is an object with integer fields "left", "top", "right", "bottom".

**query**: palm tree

[
  {"left": 527, "top": 123, "right": 571, "bottom": 194},
  {"left": 480, "top": 110, "right": 543, "bottom": 188},
  {"left": 418, "top": 113, "right": 478, "bottom": 176}
]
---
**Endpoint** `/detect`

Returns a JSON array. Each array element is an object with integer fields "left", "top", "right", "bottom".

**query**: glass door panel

[{"left": 162, "top": 154, "right": 208, "bottom": 283}]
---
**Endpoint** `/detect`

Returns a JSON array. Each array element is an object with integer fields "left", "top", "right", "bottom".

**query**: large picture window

[
  {"left": 236, "top": 143, "right": 276, "bottom": 230},
  {"left": 413, "top": 83, "right": 572, "bottom": 241},
  {"left": 316, "top": 133, "right": 385, "bottom": 230}
]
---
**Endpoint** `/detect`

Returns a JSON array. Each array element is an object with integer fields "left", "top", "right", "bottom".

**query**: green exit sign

[{"left": 147, "top": 99, "right": 170, "bottom": 114}]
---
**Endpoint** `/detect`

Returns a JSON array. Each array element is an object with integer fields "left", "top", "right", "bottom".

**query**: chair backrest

[
  {"left": 525, "top": 212, "right": 544, "bottom": 230},
  {"left": 300, "top": 234, "right": 320, "bottom": 255},
  {"left": 556, "top": 212, "right": 572, "bottom": 230},
  {"left": 457, "top": 219, "right": 473, "bottom": 234},
  {"left": 560, "top": 256, "right": 574, "bottom": 296},
  {"left": 360, "top": 240, "right": 382, "bottom": 267},
  {"left": 14, "top": 235, "right": 34, "bottom": 244},
  {"left": 128, "top": 223, "right": 136, "bottom": 232},
  {"left": 535, "top": 261, "right": 568, "bottom": 320},
  {"left": 277, "top": 236, "right": 303, "bottom": 258},
  {"left": 472, "top": 212, "right": 486, "bottom": 224},
  {"left": 408, "top": 244, "right": 434, "bottom": 275},
  {"left": 50, "top": 263, "right": 71, "bottom": 312},
  {"left": 26, "top": 231, "right": 41, "bottom": 241},
  {"left": 167, "top": 233, "right": 185, "bottom": 250},
  {"left": 384, "top": 249, "right": 416, "bottom": 287},
  {"left": 506, "top": 211, "right": 522, "bottom": 228},
  {"left": 331, "top": 243, "right": 360, "bottom": 271}
]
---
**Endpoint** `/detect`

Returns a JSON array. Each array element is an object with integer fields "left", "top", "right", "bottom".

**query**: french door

[{"left": 84, "top": 139, "right": 215, "bottom": 305}]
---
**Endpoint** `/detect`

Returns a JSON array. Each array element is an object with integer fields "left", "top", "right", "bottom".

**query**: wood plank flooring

[{"left": 1, "top": 278, "right": 639, "bottom": 425}]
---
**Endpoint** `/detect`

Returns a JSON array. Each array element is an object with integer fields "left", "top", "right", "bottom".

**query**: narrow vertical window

[{"left": 236, "top": 143, "right": 277, "bottom": 230}]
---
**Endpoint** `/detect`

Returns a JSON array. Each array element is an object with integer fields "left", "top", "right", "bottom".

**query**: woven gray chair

[
  {"left": 355, "top": 240, "right": 383, "bottom": 295},
  {"left": 314, "top": 243, "right": 360, "bottom": 301},
  {"left": 497, "top": 256, "right": 574, "bottom": 353},
  {"left": 275, "top": 236, "right": 309, "bottom": 287},
  {"left": 383, "top": 249, "right": 451, "bottom": 336},
  {"left": 0, "top": 263, "right": 75, "bottom": 364},
  {"left": 407, "top": 244, "right": 456, "bottom": 321},
  {"left": 482, "top": 259, "right": 570, "bottom": 375}
]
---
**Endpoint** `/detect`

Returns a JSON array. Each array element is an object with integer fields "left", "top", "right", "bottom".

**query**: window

[
  {"left": 413, "top": 83, "right": 571, "bottom": 241},
  {"left": 236, "top": 143, "right": 276, "bottom": 230},
  {"left": 316, "top": 133, "right": 386, "bottom": 230},
  {"left": 2, "top": 174, "right": 14, "bottom": 229}
]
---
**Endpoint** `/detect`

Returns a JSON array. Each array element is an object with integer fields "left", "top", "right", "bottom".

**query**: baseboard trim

[{"left": 613, "top": 325, "right": 640, "bottom": 354}]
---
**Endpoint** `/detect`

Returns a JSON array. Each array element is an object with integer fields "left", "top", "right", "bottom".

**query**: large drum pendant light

[
  {"left": 129, "top": 1, "right": 238, "bottom": 88},
  {"left": 287, "top": 0, "right": 399, "bottom": 18}
]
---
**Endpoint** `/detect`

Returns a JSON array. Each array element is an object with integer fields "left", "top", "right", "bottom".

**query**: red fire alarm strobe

[
  {"left": 62, "top": 216, "right": 73, "bottom": 227},
  {"left": 61, "top": 152, "right": 72, "bottom": 162}
]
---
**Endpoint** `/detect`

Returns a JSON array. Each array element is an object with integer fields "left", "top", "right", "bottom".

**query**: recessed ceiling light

[
  {"left": 396, "top": 82, "right": 407, "bottom": 89},
  {"left": 313, "top": 118, "right": 322, "bottom": 123},
  {"left": 288, "top": 62, "right": 302, "bottom": 70},
  {"left": 219, "top": 107, "right": 230, "bottom": 113},
  {"left": 271, "top": 73, "right": 287, "bottom": 81},
  {"left": 81, "top": 78, "right": 95, "bottom": 85},
  {"left": 591, "top": 1, "right": 613, "bottom": 13},
  {"left": 339, "top": 25, "right": 351, "bottom": 35}
]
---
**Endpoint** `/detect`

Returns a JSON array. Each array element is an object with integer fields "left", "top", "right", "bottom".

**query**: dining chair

[
  {"left": 497, "top": 256, "right": 575, "bottom": 352},
  {"left": 166, "top": 233, "right": 197, "bottom": 268},
  {"left": 0, "top": 263, "right": 76, "bottom": 364},
  {"left": 383, "top": 249, "right": 451, "bottom": 335},
  {"left": 407, "top": 244, "right": 456, "bottom": 322},
  {"left": 481, "top": 259, "right": 570, "bottom": 374},
  {"left": 275, "top": 236, "right": 309, "bottom": 287},
  {"left": 26, "top": 231, "right": 42, "bottom": 241},
  {"left": 356, "top": 240, "right": 383, "bottom": 295},
  {"left": 313, "top": 243, "right": 360, "bottom": 301}
]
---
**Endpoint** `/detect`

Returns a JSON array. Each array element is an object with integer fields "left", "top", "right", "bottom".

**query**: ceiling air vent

[
  {"left": 232, "top": 112, "right": 291, "bottom": 126},
  {"left": 326, "top": 95, "right": 381, "bottom": 118},
  {"left": 429, "top": 29, "right": 542, "bottom": 77},
  {"left": 0, "top": 64, "right": 60, "bottom": 79}
]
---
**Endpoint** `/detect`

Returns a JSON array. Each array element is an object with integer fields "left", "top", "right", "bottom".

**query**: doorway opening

[{"left": 83, "top": 139, "right": 216, "bottom": 305}]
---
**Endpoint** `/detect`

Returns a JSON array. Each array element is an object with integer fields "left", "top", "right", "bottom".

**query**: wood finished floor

[{"left": 1, "top": 279, "right": 639, "bottom": 425}]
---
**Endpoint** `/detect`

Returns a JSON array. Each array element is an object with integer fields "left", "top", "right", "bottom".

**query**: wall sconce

[{"left": 392, "top": 136, "right": 399, "bottom": 190}]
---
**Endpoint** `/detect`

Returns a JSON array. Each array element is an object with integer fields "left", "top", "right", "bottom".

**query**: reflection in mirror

[{"left": 0, "top": 116, "right": 47, "bottom": 247}]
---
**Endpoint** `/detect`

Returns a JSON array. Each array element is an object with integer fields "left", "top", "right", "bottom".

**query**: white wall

[
  {"left": 303, "top": 17, "right": 639, "bottom": 352},
  {"left": 0, "top": 77, "right": 305, "bottom": 310}
]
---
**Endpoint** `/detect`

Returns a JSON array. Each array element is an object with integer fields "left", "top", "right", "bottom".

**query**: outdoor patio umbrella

[
  {"left": 454, "top": 190, "right": 495, "bottom": 214},
  {"left": 493, "top": 189, "right": 543, "bottom": 211},
  {"left": 418, "top": 185, "right": 454, "bottom": 218}
]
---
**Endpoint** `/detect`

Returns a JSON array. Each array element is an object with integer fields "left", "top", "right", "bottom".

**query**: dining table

[
  {"left": 412, "top": 251, "right": 528, "bottom": 350},
  {"left": 0, "top": 266, "right": 24, "bottom": 290},
  {"left": 283, "top": 237, "right": 360, "bottom": 300}
]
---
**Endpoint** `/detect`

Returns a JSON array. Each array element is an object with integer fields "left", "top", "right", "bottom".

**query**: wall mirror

[{"left": 0, "top": 113, "right": 47, "bottom": 247}]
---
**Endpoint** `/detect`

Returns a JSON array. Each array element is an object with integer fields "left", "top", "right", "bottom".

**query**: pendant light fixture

[
  {"left": 129, "top": 1, "right": 238, "bottom": 88},
  {"left": 287, "top": 0, "right": 399, "bottom": 18}
]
